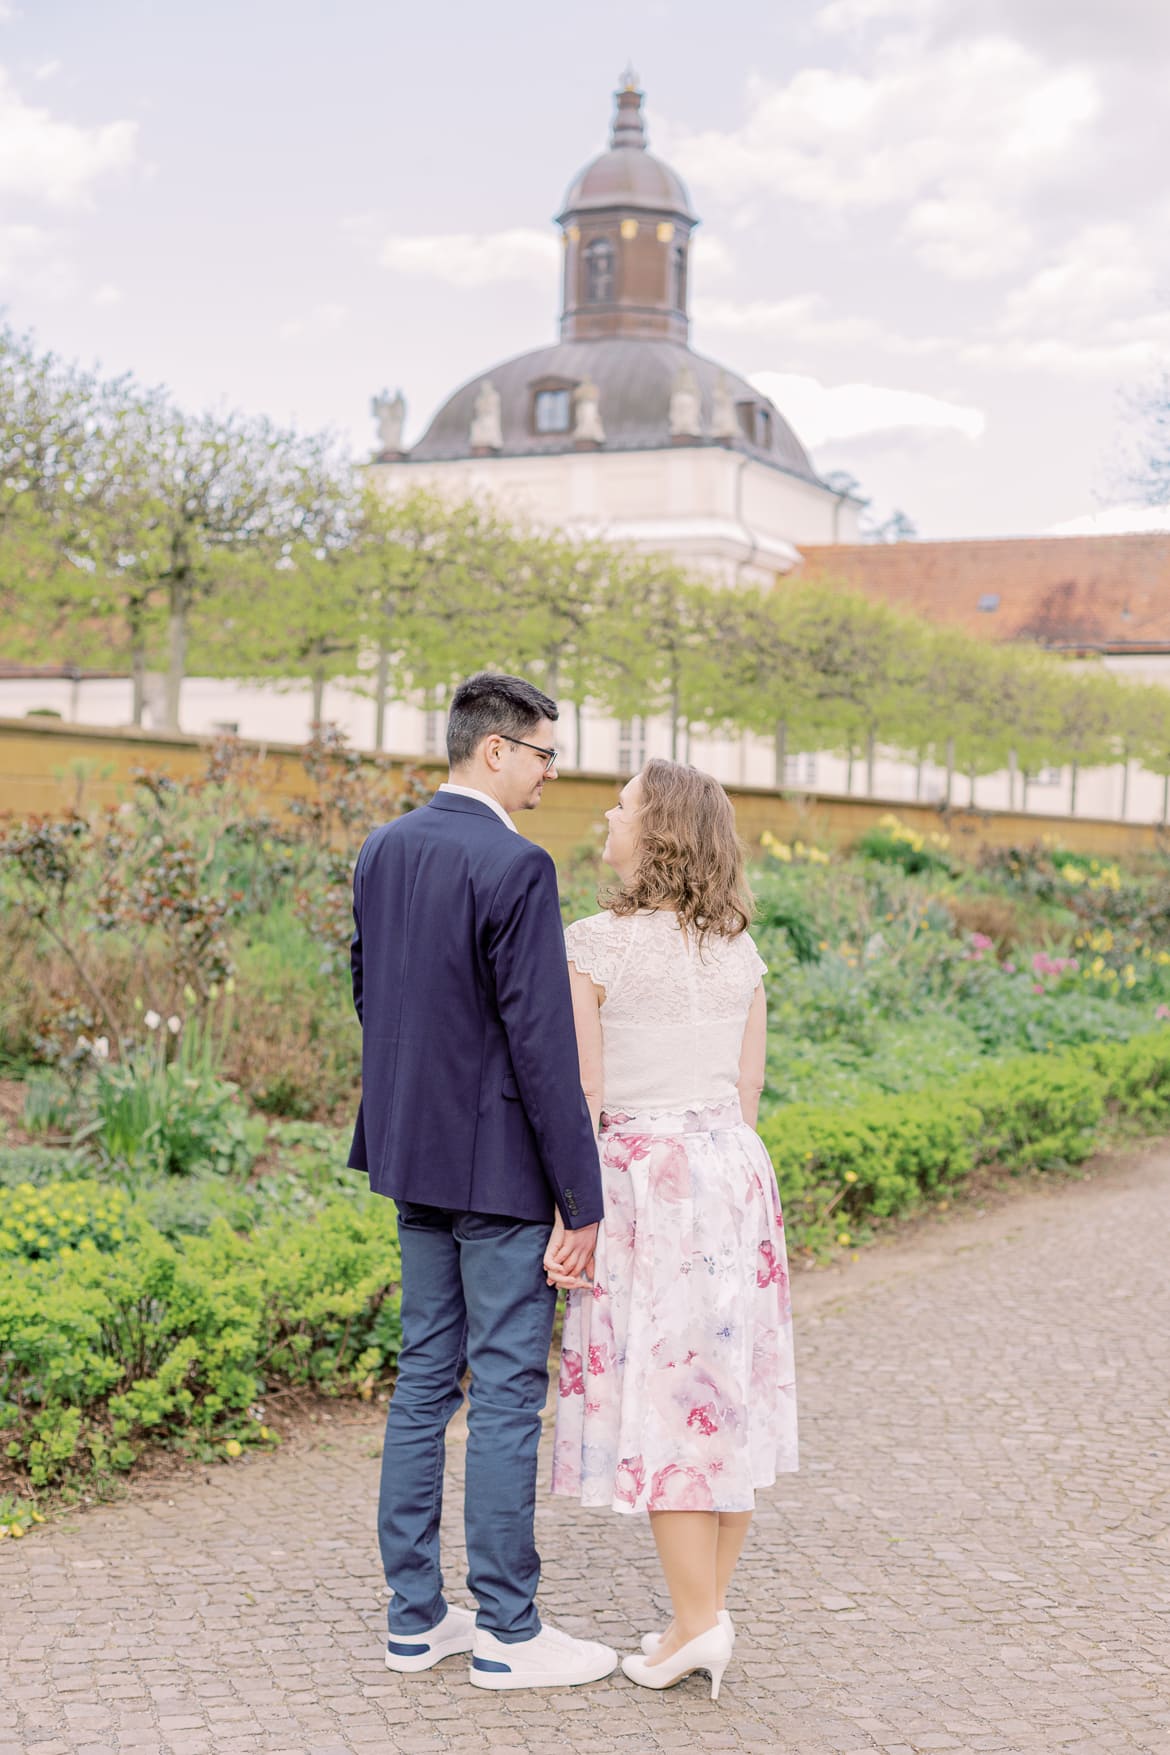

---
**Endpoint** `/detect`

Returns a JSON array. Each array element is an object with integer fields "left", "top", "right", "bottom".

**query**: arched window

[
  {"left": 671, "top": 244, "right": 687, "bottom": 311},
  {"left": 584, "top": 238, "right": 614, "bottom": 303}
]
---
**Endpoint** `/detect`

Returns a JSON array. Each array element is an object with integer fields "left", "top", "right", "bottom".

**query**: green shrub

[
  {"left": 760, "top": 1030, "right": 1170, "bottom": 1255},
  {"left": 0, "top": 1189, "right": 401, "bottom": 1489}
]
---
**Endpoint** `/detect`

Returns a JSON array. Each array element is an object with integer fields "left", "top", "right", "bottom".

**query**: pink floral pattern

[{"left": 551, "top": 1098, "right": 798, "bottom": 1515}]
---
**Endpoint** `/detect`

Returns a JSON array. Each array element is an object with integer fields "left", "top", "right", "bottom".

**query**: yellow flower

[
  {"left": 9, "top": 1523, "right": 23, "bottom": 1538},
  {"left": 843, "top": 1170, "right": 858, "bottom": 1183},
  {"left": 837, "top": 1232, "right": 851, "bottom": 1247},
  {"left": 1091, "top": 956, "right": 1105, "bottom": 974},
  {"left": 224, "top": 1439, "right": 243, "bottom": 1459},
  {"left": 259, "top": 1427, "right": 272, "bottom": 1441}
]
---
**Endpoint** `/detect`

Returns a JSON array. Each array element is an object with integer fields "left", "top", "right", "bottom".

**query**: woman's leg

[
  {"left": 716, "top": 1511, "right": 753, "bottom": 1609},
  {"left": 646, "top": 1511, "right": 719, "bottom": 1660}
]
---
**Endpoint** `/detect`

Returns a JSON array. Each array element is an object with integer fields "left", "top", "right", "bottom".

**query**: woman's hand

[{"left": 544, "top": 1211, "right": 596, "bottom": 1290}]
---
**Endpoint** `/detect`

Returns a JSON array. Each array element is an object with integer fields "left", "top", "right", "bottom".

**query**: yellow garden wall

[{"left": 1, "top": 716, "right": 1165, "bottom": 868}]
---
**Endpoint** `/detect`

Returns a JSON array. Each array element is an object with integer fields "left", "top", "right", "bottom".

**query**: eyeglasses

[{"left": 504, "top": 736, "right": 559, "bottom": 774}]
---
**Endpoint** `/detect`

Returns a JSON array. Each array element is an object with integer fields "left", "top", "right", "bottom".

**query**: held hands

[{"left": 544, "top": 1212, "right": 598, "bottom": 1291}]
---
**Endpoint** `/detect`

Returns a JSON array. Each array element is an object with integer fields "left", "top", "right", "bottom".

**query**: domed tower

[
  {"left": 557, "top": 69, "right": 697, "bottom": 345},
  {"left": 374, "top": 73, "right": 863, "bottom": 569}
]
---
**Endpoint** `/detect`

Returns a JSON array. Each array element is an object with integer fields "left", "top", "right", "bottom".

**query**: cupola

[{"left": 556, "top": 71, "right": 698, "bottom": 346}]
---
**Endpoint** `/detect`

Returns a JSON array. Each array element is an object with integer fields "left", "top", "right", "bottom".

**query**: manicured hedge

[
  {"left": 0, "top": 1187, "right": 401, "bottom": 1490},
  {"left": 759, "top": 1029, "right": 1170, "bottom": 1253}
]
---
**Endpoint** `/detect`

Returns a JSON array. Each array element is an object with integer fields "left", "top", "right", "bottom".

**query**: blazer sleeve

[
  {"left": 486, "top": 846, "right": 604, "bottom": 1229},
  {"left": 350, "top": 838, "right": 367, "bottom": 1026}
]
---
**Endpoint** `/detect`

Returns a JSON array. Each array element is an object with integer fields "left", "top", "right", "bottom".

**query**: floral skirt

[{"left": 550, "top": 1098, "right": 798, "bottom": 1515}]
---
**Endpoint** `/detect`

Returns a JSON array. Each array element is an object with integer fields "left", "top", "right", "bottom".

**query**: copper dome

[{"left": 557, "top": 74, "right": 696, "bottom": 224}]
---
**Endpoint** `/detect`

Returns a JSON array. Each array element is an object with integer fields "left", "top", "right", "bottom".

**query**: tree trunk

[
  {"left": 845, "top": 747, "right": 855, "bottom": 795},
  {"left": 914, "top": 755, "right": 923, "bottom": 801},
  {"left": 575, "top": 700, "right": 584, "bottom": 769},
  {"left": 773, "top": 719, "right": 787, "bottom": 789},
  {"left": 1069, "top": 760, "right": 1079, "bottom": 815},
  {"left": 1163, "top": 771, "right": 1169, "bottom": 827},
  {"left": 164, "top": 594, "right": 187, "bottom": 732},
  {"left": 311, "top": 666, "right": 326, "bottom": 728},
  {"left": 1120, "top": 751, "right": 1130, "bottom": 821},
  {"left": 374, "top": 643, "right": 389, "bottom": 751},
  {"left": 684, "top": 722, "right": 692, "bottom": 763},
  {"left": 669, "top": 679, "right": 680, "bottom": 760},
  {"left": 969, "top": 768, "right": 977, "bottom": 808},
  {"left": 945, "top": 737, "right": 955, "bottom": 807},
  {"left": 131, "top": 645, "right": 146, "bottom": 727},
  {"left": 1008, "top": 747, "right": 1018, "bottom": 811},
  {"left": 865, "top": 727, "right": 876, "bottom": 796}
]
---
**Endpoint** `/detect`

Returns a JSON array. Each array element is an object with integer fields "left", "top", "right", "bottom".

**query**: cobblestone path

[{"left": 3, "top": 1146, "right": 1169, "bottom": 1755}]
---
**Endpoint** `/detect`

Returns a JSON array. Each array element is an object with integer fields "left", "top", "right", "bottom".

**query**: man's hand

[{"left": 544, "top": 1213, "right": 598, "bottom": 1290}]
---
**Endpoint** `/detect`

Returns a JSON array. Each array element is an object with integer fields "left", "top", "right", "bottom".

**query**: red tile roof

[{"left": 792, "top": 534, "right": 1170, "bottom": 653}]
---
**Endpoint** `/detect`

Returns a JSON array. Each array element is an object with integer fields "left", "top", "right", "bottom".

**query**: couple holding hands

[{"left": 349, "top": 672, "right": 797, "bottom": 1701}]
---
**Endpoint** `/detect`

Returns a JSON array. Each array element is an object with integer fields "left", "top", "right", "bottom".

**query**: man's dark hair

[{"left": 446, "top": 672, "right": 558, "bottom": 768}]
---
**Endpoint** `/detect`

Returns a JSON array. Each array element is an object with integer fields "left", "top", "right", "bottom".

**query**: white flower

[
  {"left": 144, "top": 1010, "right": 161, "bottom": 1031},
  {"left": 167, "top": 1015, "right": 182, "bottom": 1035},
  {"left": 92, "top": 1037, "right": 109, "bottom": 1060}
]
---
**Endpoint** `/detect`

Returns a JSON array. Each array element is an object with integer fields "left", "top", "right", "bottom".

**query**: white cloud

[
  {"left": 963, "top": 222, "right": 1170, "bottom": 377},
  {"left": 0, "top": 65, "right": 136, "bottom": 205},
  {"left": 815, "top": 0, "right": 938, "bottom": 32},
  {"left": 34, "top": 59, "right": 61, "bottom": 81},
  {"left": 378, "top": 227, "right": 558, "bottom": 288},
  {"left": 665, "top": 40, "right": 1099, "bottom": 285},
  {"left": 1046, "top": 504, "right": 1170, "bottom": 536},
  {"left": 749, "top": 370, "right": 985, "bottom": 448},
  {"left": 903, "top": 192, "right": 1032, "bottom": 279},
  {"left": 0, "top": 220, "right": 50, "bottom": 278},
  {"left": 689, "top": 232, "right": 733, "bottom": 281},
  {"left": 279, "top": 302, "right": 349, "bottom": 342},
  {"left": 92, "top": 282, "right": 121, "bottom": 306},
  {"left": 697, "top": 293, "right": 884, "bottom": 348},
  {"left": 696, "top": 292, "right": 951, "bottom": 359},
  {"left": 671, "top": 46, "right": 1098, "bottom": 211}
]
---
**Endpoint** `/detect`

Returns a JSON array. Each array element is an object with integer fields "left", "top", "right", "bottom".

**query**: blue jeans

[{"left": 380, "top": 1202, "right": 557, "bottom": 1643}]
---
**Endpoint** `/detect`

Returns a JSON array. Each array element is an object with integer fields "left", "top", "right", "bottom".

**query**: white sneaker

[
  {"left": 385, "top": 1603, "right": 476, "bottom": 1672},
  {"left": 469, "top": 1621, "right": 618, "bottom": 1690}
]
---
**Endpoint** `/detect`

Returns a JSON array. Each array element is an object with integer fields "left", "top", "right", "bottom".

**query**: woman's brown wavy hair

[{"left": 605, "top": 758, "right": 754, "bottom": 947}]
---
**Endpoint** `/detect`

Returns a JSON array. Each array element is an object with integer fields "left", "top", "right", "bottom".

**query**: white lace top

[{"left": 564, "top": 909, "right": 767, "bottom": 1115}]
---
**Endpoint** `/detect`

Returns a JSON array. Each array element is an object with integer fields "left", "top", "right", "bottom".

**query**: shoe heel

[{"left": 709, "top": 1656, "right": 729, "bottom": 1701}]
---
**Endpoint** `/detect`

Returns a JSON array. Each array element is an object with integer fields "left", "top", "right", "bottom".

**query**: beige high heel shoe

[
  {"left": 621, "top": 1622, "right": 733, "bottom": 1701},
  {"left": 640, "top": 1608, "right": 735, "bottom": 1656}
]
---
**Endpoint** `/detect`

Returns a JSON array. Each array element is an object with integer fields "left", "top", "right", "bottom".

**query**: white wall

[{"left": 4, "top": 670, "right": 1165, "bottom": 824}]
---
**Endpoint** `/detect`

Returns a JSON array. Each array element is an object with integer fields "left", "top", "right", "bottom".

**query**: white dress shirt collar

[{"left": 437, "top": 781, "right": 518, "bottom": 833}]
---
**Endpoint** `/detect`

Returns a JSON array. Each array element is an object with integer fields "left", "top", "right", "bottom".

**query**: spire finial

[{"left": 610, "top": 69, "right": 647, "bottom": 150}]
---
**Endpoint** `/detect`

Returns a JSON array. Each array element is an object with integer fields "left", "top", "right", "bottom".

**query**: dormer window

[
  {"left": 736, "top": 401, "right": 773, "bottom": 448},
  {"left": 584, "top": 238, "right": 614, "bottom": 303},
  {"left": 533, "top": 388, "right": 572, "bottom": 433}
]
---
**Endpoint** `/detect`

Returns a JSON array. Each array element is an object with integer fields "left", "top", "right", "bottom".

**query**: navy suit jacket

[{"left": 347, "top": 792, "right": 603, "bottom": 1228}]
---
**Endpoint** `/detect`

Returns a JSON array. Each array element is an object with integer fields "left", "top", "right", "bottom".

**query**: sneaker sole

[
  {"left": 385, "top": 1637, "right": 474, "bottom": 1674},
  {"left": 467, "top": 1656, "right": 618, "bottom": 1690}
]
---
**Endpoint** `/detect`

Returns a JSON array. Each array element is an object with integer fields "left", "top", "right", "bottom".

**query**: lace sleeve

[
  {"left": 565, "top": 912, "right": 620, "bottom": 991},
  {"left": 742, "top": 932, "right": 768, "bottom": 992}
]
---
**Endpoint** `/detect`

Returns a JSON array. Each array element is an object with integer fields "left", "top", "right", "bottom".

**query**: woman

[{"left": 546, "top": 758, "right": 797, "bottom": 1701}]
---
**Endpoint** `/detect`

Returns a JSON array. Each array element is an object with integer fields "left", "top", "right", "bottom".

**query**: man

[{"left": 348, "top": 672, "right": 615, "bottom": 1690}]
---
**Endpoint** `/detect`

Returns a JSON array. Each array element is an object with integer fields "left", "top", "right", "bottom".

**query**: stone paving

[{"left": 3, "top": 1146, "right": 1170, "bottom": 1755}]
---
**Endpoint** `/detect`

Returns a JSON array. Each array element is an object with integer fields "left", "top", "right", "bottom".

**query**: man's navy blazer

[{"left": 347, "top": 791, "right": 603, "bottom": 1228}]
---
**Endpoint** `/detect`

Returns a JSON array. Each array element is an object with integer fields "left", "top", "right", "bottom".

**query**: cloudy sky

[{"left": 3, "top": 0, "right": 1169, "bottom": 538}]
